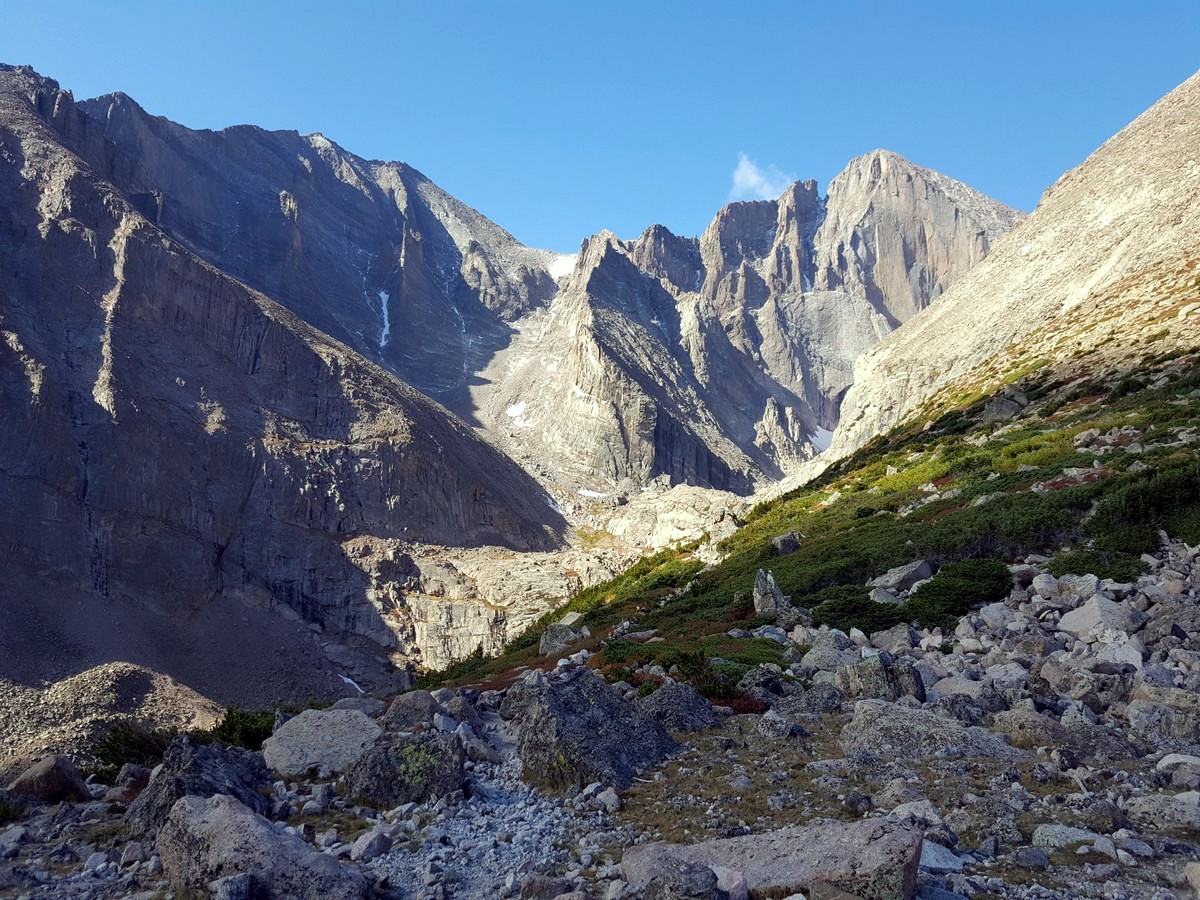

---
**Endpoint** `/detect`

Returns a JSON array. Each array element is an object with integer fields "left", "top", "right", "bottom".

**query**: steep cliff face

[
  {"left": 479, "top": 154, "right": 1020, "bottom": 492},
  {"left": 62, "top": 89, "right": 558, "bottom": 407},
  {"left": 0, "top": 66, "right": 565, "bottom": 693},
  {"left": 831, "top": 72, "right": 1200, "bottom": 458}
]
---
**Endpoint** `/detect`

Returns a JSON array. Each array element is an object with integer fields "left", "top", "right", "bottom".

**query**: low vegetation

[{"left": 418, "top": 351, "right": 1200, "bottom": 702}]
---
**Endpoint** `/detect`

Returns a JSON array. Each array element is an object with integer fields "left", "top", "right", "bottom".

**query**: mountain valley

[{"left": 2, "top": 60, "right": 1200, "bottom": 900}]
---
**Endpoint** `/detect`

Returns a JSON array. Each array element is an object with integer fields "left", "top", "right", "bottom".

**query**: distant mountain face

[
  {"left": 0, "top": 62, "right": 1021, "bottom": 694},
  {"left": 477, "top": 154, "right": 1021, "bottom": 492},
  {"left": 830, "top": 71, "right": 1200, "bottom": 459},
  {"left": 66, "top": 90, "right": 559, "bottom": 408},
  {"left": 55, "top": 88, "right": 1019, "bottom": 495}
]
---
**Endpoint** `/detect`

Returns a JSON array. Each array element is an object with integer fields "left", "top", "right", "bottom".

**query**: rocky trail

[{"left": 4, "top": 537, "right": 1200, "bottom": 899}]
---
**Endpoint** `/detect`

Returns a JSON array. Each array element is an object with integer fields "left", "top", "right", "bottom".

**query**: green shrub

[
  {"left": 201, "top": 707, "right": 276, "bottom": 751},
  {"left": 1047, "top": 550, "right": 1146, "bottom": 583},
  {"left": 906, "top": 558, "right": 1012, "bottom": 628},
  {"left": 415, "top": 644, "right": 488, "bottom": 690},
  {"left": 636, "top": 682, "right": 659, "bottom": 698},
  {"left": 602, "top": 640, "right": 638, "bottom": 664},
  {"left": 90, "top": 721, "right": 177, "bottom": 782},
  {"left": 0, "top": 797, "right": 23, "bottom": 824},
  {"left": 811, "top": 584, "right": 905, "bottom": 634}
]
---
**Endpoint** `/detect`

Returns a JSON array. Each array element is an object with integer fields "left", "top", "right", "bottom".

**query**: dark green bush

[
  {"left": 415, "top": 644, "right": 488, "bottom": 690},
  {"left": 602, "top": 640, "right": 638, "bottom": 664},
  {"left": 906, "top": 558, "right": 1012, "bottom": 628},
  {"left": 90, "top": 721, "right": 177, "bottom": 782},
  {"left": 636, "top": 682, "right": 658, "bottom": 698},
  {"left": 1046, "top": 549, "right": 1146, "bottom": 583},
  {"left": 0, "top": 797, "right": 23, "bottom": 824},
  {"left": 200, "top": 707, "right": 276, "bottom": 751},
  {"left": 811, "top": 584, "right": 905, "bottom": 634}
]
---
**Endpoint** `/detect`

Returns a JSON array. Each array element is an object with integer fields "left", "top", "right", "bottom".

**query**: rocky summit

[{"left": 3, "top": 52, "right": 1200, "bottom": 900}]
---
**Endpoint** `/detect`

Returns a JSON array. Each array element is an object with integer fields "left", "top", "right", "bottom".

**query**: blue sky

[{"left": 2, "top": 1, "right": 1197, "bottom": 251}]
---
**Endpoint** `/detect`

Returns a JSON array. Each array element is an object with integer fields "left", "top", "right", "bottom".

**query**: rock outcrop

[
  {"left": 0, "top": 65, "right": 567, "bottom": 697},
  {"left": 832, "top": 70, "right": 1200, "bottom": 458},
  {"left": 479, "top": 156, "right": 1019, "bottom": 492}
]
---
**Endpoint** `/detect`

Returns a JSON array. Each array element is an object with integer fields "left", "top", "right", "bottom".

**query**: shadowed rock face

[
  {"left": 0, "top": 65, "right": 565, "bottom": 692},
  {"left": 65, "top": 89, "right": 558, "bottom": 408}
]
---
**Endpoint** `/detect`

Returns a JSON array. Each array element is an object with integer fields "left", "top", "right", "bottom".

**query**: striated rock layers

[
  {"left": 0, "top": 65, "right": 565, "bottom": 698},
  {"left": 46, "top": 77, "right": 1018, "bottom": 494},
  {"left": 478, "top": 151, "right": 1020, "bottom": 492},
  {"left": 832, "top": 70, "right": 1200, "bottom": 458}
]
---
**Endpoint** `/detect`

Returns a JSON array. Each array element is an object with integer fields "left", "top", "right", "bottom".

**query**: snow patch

[
  {"left": 577, "top": 489, "right": 606, "bottom": 499},
  {"left": 378, "top": 291, "right": 391, "bottom": 348},
  {"left": 505, "top": 401, "right": 527, "bottom": 418},
  {"left": 339, "top": 674, "right": 365, "bottom": 695},
  {"left": 548, "top": 253, "right": 577, "bottom": 279},
  {"left": 811, "top": 426, "right": 834, "bottom": 453}
]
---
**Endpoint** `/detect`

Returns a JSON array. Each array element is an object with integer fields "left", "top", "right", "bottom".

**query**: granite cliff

[
  {"left": 831, "top": 72, "right": 1200, "bottom": 458},
  {"left": 478, "top": 153, "right": 1020, "bottom": 492}
]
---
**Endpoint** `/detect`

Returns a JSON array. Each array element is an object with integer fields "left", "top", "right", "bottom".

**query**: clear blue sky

[{"left": 2, "top": 1, "right": 1197, "bottom": 251}]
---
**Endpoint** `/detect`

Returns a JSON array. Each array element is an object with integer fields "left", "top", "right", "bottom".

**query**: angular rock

[
  {"left": 1057, "top": 596, "right": 1146, "bottom": 638},
  {"left": 870, "top": 561, "right": 932, "bottom": 593},
  {"left": 261, "top": 708, "right": 382, "bottom": 778},
  {"left": 623, "top": 819, "right": 923, "bottom": 900},
  {"left": 771, "top": 532, "right": 802, "bottom": 556},
  {"left": 500, "top": 666, "right": 680, "bottom": 789},
  {"left": 342, "top": 731, "right": 464, "bottom": 807},
  {"left": 840, "top": 700, "right": 1027, "bottom": 761},
  {"left": 834, "top": 653, "right": 926, "bottom": 702},
  {"left": 6, "top": 754, "right": 90, "bottom": 803},
  {"left": 539, "top": 623, "right": 586, "bottom": 657},
  {"left": 1032, "top": 824, "right": 1102, "bottom": 849},
  {"left": 380, "top": 690, "right": 439, "bottom": 731},
  {"left": 157, "top": 794, "right": 369, "bottom": 899},
  {"left": 349, "top": 828, "right": 393, "bottom": 863},
  {"left": 1124, "top": 791, "right": 1200, "bottom": 829},
  {"left": 1127, "top": 683, "right": 1200, "bottom": 741},
  {"left": 753, "top": 570, "right": 793, "bottom": 620},
  {"left": 1156, "top": 753, "right": 1200, "bottom": 789},
  {"left": 124, "top": 736, "right": 271, "bottom": 839},
  {"left": 329, "top": 697, "right": 386, "bottom": 717},
  {"left": 638, "top": 682, "right": 722, "bottom": 732}
]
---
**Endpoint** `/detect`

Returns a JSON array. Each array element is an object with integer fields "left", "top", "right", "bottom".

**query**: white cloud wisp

[{"left": 729, "top": 152, "right": 795, "bottom": 202}]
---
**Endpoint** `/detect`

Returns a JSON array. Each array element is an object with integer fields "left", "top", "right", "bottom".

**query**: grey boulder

[
  {"left": 125, "top": 737, "right": 271, "bottom": 839},
  {"left": 261, "top": 708, "right": 382, "bottom": 778},
  {"left": 638, "top": 682, "right": 723, "bottom": 732},
  {"left": 501, "top": 666, "right": 680, "bottom": 790},
  {"left": 622, "top": 819, "right": 923, "bottom": 900},
  {"left": 840, "top": 700, "right": 1026, "bottom": 761},
  {"left": 157, "top": 794, "right": 369, "bottom": 899}
]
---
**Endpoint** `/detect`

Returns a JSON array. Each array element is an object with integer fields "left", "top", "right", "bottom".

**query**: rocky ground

[{"left": 4, "top": 538, "right": 1200, "bottom": 898}]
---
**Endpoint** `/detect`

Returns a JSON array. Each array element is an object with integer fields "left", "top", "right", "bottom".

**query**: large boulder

[
  {"left": 840, "top": 700, "right": 1027, "bottom": 761},
  {"left": 834, "top": 653, "right": 926, "bottom": 702},
  {"left": 342, "top": 731, "right": 465, "bottom": 807},
  {"left": 157, "top": 794, "right": 369, "bottom": 899},
  {"left": 379, "top": 690, "right": 438, "bottom": 731},
  {"left": 500, "top": 667, "right": 680, "bottom": 789},
  {"left": 753, "top": 569, "right": 790, "bottom": 618},
  {"left": 1057, "top": 596, "right": 1147, "bottom": 638},
  {"left": 622, "top": 819, "right": 923, "bottom": 900},
  {"left": 539, "top": 623, "right": 585, "bottom": 657},
  {"left": 124, "top": 737, "right": 271, "bottom": 839},
  {"left": 638, "top": 682, "right": 723, "bottom": 732},
  {"left": 6, "top": 755, "right": 90, "bottom": 803},
  {"left": 870, "top": 561, "right": 932, "bottom": 593},
  {"left": 261, "top": 709, "right": 382, "bottom": 778},
  {"left": 1127, "top": 683, "right": 1200, "bottom": 741}
]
